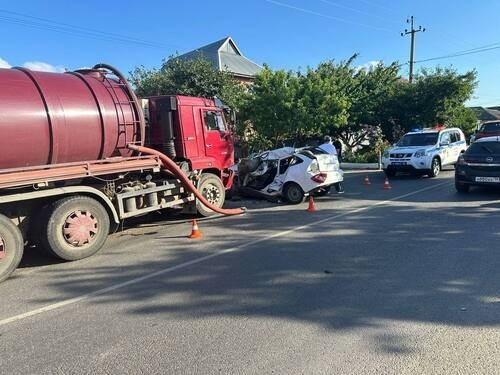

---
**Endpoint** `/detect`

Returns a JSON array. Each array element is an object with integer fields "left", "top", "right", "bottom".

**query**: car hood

[{"left": 389, "top": 146, "right": 434, "bottom": 153}]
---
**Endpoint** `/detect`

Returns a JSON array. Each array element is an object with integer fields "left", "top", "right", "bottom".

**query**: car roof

[{"left": 406, "top": 127, "right": 461, "bottom": 135}]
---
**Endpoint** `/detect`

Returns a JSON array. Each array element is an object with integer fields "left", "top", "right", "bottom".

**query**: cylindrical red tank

[{"left": 0, "top": 64, "right": 144, "bottom": 170}]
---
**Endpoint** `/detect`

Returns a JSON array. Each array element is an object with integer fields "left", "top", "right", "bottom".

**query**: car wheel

[
  {"left": 455, "top": 181, "right": 470, "bottom": 193},
  {"left": 0, "top": 214, "right": 24, "bottom": 283},
  {"left": 283, "top": 182, "right": 304, "bottom": 204},
  {"left": 428, "top": 157, "right": 441, "bottom": 177},
  {"left": 384, "top": 169, "right": 396, "bottom": 177},
  {"left": 196, "top": 173, "right": 225, "bottom": 217}
]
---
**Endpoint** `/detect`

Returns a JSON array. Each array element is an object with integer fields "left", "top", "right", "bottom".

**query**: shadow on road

[{"left": 10, "top": 171, "right": 500, "bottom": 354}]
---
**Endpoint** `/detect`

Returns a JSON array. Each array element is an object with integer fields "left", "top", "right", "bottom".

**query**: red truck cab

[{"left": 145, "top": 95, "right": 235, "bottom": 188}]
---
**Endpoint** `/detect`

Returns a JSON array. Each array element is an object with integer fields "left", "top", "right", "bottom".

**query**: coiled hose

[{"left": 127, "top": 144, "right": 245, "bottom": 216}]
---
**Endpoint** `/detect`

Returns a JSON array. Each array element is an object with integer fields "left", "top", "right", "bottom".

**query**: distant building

[
  {"left": 176, "top": 37, "right": 262, "bottom": 84},
  {"left": 469, "top": 106, "right": 500, "bottom": 123}
]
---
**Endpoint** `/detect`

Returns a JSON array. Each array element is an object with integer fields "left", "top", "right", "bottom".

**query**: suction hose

[{"left": 127, "top": 144, "right": 245, "bottom": 216}]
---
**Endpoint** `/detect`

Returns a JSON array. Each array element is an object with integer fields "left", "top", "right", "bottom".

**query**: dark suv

[
  {"left": 455, "top": 136, "right": 500, "bottom": 192},
  {"left": 472, "top": 121, "right": 500, "bottom": 142}
]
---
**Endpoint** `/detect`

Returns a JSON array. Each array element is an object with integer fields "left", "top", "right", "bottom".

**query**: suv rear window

[{"left": 467, "top": 142, "right": 500, "bottom": 154}]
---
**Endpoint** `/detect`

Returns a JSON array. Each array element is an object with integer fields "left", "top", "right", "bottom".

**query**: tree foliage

[
  {"left": 130, "top": 54, "right": 478, "bottom": 153},
  {"left": 129, "top": 54, "right": 246, "bottom": 112}
]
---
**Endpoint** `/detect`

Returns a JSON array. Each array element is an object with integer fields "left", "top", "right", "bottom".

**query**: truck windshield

[{"left": 398, "top": 133, "right": 438, "bottom": 146}]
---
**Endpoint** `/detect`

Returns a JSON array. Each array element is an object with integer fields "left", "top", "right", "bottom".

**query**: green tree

[
  {"left": 381, "top": 67, "right": 478, "bottom": 141},
  {"left": 129, "top": 54, "right": 246, "bottom": 112},
  {"left": 240, "top": 67, "right": 300, "bottom": 148}
]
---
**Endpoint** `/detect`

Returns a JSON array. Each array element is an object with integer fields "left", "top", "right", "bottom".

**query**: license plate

[
  {"left": 475, "top": 176, "right": 500, "bottom": 183},
  {"left": 391, "top": 161, "right": 407, "bottom": 165}
]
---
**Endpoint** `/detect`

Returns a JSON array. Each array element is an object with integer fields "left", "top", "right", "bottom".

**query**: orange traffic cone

[
  {"left": 383, "top": 177, "right": 392, "bottom": 190},
  {"left": 188, "top": 219, "right": 203, "bottom": 239},
  {"left": 307, "top": 196, "right": 318, "bottom": 212},
  {"left": 363, "top": 175, "right": 371, "bottom": 185}
]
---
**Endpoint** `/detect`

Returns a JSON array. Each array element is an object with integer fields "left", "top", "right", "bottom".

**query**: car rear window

[
  {"left": 467, "top": 142, "right": 500, "bottom": 154},
  {"left": 479, "top": 123, "right": 500, "bottom": 133}
]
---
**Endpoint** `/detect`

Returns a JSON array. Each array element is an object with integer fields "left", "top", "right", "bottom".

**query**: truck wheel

[
  {"left": 196, "top": 173, "right": 225, "bottom": 217},
  {"left": 41, "top": 196, "right": 110, "bottom": 261},
  {"left": 0, "top": 214, "right": 24, "bottom": 283},
  {"left": 283, "top": 182, "right": 304, "bottom": 204}
]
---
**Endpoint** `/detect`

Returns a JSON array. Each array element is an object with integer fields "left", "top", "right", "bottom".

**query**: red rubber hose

[{"left": 128, "top": 144, "right": 245, "bottom": 216}]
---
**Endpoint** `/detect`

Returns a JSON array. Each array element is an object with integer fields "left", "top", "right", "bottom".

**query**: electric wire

[
  {"left": 0, "top": 9, "right": 178, "bottom": 50},
  {"left": 318, "top": 0, "right": 400, "bottom": 24},
  {"left": 263, "top": 0, "right": 393, "bottom": 32}
]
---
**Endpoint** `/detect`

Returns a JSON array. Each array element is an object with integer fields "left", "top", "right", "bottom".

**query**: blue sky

[{"left": 1, "top": 0, "right": 499, "bottom": 106}]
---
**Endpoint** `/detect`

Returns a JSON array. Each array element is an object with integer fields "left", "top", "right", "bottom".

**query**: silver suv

[{"left": 381, "top": 127, "right": 467, "bottom": 177}]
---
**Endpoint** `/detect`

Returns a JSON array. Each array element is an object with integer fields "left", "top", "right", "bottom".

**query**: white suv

[{"left": 381, "top": 127, "right": 467, "bottom": 177}]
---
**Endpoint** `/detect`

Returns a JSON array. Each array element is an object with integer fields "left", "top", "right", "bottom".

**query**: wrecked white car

[{"left": 232, "top": 146, "right": 344, "bottom": 204}]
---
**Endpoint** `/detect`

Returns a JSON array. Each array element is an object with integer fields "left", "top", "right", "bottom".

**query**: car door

[
  {"left": 449, "top": 130, "right": 461, "bottom": 162},
  {"left": 439, "top": 131, "right": 452, "bottom": 165}
]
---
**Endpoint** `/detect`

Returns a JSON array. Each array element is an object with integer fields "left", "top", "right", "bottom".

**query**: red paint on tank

[{"left": 0, "top": 64, "right": 143, "bottom": 170}]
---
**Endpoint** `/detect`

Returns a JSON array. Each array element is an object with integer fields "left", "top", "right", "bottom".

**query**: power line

[
  {"left": 414, "top": 44, "right": 500, "bottom": 64},
  {"left": 318, "top": 0, "right": 400, "bottom": 24},
  {"left": 356, "top": 0, "right": 401, "bottom": 17},
  {"left": 263, "top": 0, "right": 393, "bottom": 32},
  {"left": 0, "top": 9, "right": 179, "bottom": 50}
]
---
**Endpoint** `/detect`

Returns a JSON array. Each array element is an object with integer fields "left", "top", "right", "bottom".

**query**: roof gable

[{"left": 176, "top": 37, "right": 262, "bottom": 78}]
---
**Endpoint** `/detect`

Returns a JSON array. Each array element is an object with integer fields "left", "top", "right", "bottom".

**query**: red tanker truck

[{"left": 0, "top": 63, "right": 243, "bottom": 282}]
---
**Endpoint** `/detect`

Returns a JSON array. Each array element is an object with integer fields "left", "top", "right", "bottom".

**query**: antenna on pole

[{"left": 401, "top": 16, "right": 426, "bottom": 83}]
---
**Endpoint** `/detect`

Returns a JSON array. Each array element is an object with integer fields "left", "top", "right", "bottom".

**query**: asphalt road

[{"left": 1, "top": 169, "right": 500, "bottom": 374}]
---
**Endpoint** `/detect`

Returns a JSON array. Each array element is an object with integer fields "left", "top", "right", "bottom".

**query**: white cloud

[
  {"left": 356, "top": 60, "right": 382, "bottom": 73},
  {"left": 22, "top": 61, "right": 66, "bottom": 73},
  {"left": 0, "top": 57, "right": 11, "bottom": 68}
]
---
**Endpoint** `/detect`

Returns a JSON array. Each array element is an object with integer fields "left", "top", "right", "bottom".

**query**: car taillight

[
  {"left": 311, "top": 172, "right": 327, "bottom": 183},
  {"left": 457, "top": 155, "right": 467, "bottom": 166}
]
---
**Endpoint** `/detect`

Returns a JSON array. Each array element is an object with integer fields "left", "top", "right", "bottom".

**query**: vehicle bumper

[
  {"left": 381, "top": 157, "right": 432, "bottom": 172},
  {"left": 303, "top": 170, "right": 343, "bottom": 193},
  {"left": 455, "top": 169, "right": 500, "bottom": 187}
]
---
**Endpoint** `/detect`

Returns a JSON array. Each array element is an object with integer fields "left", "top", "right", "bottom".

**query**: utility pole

[{"left": 401, "top": 16, "right": 425, "bottom": 83}]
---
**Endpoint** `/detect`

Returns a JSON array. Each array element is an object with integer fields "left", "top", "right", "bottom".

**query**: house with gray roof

[
  {"left": 177, "top": 37, "right": 262, "bottom": 83},
  {"left": 469, "top": 106, "right": 500, "bottom": 122}
]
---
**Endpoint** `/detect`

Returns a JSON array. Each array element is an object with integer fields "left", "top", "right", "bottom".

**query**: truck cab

[{"left": 144, "top": 95, "right": 235, "bottom": 188}]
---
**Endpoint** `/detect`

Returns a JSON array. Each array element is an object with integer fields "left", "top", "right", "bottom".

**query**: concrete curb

[{"left": 341, "top": 162, "right": 381, "bottom": 170}]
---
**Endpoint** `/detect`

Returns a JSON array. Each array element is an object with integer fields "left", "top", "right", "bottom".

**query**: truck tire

[
  {"left": 41, "top": 196, "right": 110, "bottom": 261},
  {"left": 283, "top": 182, "right": 304, "bottom": 204},
  {"left": 0, "top": 214, "right": 24, "bottom": 283},
  {"left": 196, "top": 173, "right": 225, "bottom": 217}
]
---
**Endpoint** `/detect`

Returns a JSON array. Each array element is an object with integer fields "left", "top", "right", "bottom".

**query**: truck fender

[{"left": 0, "top": 186, "right": 119, "bottom": 223}]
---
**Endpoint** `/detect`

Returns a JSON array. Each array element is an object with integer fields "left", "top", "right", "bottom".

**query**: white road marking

[{"left": 0, "top": 181, "right": 451, "bottom": 328}]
